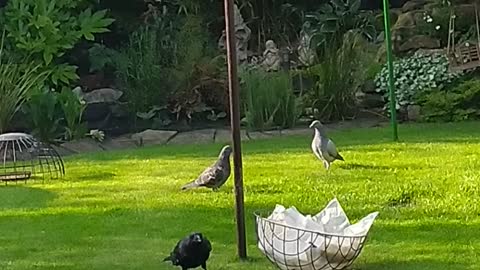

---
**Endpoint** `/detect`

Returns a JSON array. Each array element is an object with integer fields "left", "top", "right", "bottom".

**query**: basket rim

[{"left": 254, "top": 211, "right": 370, "bottom": 238}]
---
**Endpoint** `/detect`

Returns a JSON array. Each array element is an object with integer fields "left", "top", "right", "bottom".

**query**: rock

[
  {"left": 246, "top": 130, "right": 281, "bottom": 140},
  {"left": 79, "top": 72, "right": 111, "bottom": 91},
  {"left": 402, "top": 0, "right": 428, "bottom": 13},
  {"left": 101, "top": 137, "right": 138, "bottom": 151},
  {"left": 399, "top": 35, "right": 441, "bottom": 52},
  {"left": 362, "top": 80, "right": 377, "bottom": 94},
  {"left": 407, "top": 105, "right": 421, "bottom": 121},
  {"left": 83, "top": 103, "right": 111, "bottom": 123},
  {"left": 131, "top": 129, "right": 178, "bottom": 146},
  {"left": 214, "top": 129, "right": 249, "bottom": 143},
  {"left": 110, "top": 103, "right": 129, "bottom": 118},
  {"left": 167, "top": 129, "right": 215, "bottom": 145},
  {"left": 392, "top": 11, "right": 416, "bottom": 30},
  {"left": 80, "top": 88, "right": 123, "bottom": 104},
  {"left": 356, "top": 92, "right": 385, "bottom": 109},
  {"left": 61, "top": 138, "right": 104, "bottom": 154},
  {"left": 376, "top": 31, "right": 385, "bottom": 43},
  {"left": 280, "top": 128, "right": 311, "bottom": 137}
]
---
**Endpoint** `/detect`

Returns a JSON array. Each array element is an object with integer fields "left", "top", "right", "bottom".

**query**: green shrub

[
  {"left": 166, "top": 15, "right": 228, "bottom": 123},
  {"left": 3, "top": 0, "right": 114, "bottom": 86},
  {"left": 375, "top": 52, "right": 461, "bottom": 111},
  {"left": 420, "top": 79, "right": 480, "bottom": 122},
  {"left": 305, "top": 0, "right": 376, "bottom": 56},
  {"left": 57, "top": 88, "right": 87, "bottom": 141},
  {"left": 22, "top": 89, "right": 64, "bottom": 143},
  {"left": 22, "top": 87, "right": 87, "bottom": 143},
  {"left": 241, "top": 69, "right": 297, "bottom": 130}
]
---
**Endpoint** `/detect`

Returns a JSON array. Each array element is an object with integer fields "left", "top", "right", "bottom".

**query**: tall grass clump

[
  {"left": 241, "top": 69, "right": 297, "bottom": 130},
  {"left": 0, "top": 31, "right": 48, "bottom": 133},
  {"left": 305, "top": 31, "right": 366, "bottom": 120},
  {"left": 113, "top": 22, "right": 171, "bottom": 118}
]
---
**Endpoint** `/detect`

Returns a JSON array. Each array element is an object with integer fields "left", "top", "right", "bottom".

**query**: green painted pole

[{"left": 382, "top": 0, "right": 399, "bottom": 141}]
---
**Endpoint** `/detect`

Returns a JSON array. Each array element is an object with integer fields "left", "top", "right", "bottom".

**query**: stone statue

[
  {"left": 261, "top": 40, "right": 281, "bottom": 72},
  {"left": 218, "top": 4, "right": 251, "bottom": 65},
  {"left": 297, "top": 22, "right": 316, "bottom": 67}
]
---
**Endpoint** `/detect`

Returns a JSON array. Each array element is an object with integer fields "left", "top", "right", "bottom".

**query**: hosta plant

[{"left": 375, "top": 51, "right": 462, "bottom": 111}]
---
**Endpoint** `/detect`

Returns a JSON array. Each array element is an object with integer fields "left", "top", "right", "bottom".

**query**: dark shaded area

[
  {"left": 0, "top": 205, "right": 478, "bottom": 269},
  {"left": 339, "top": 163, "right": 433, "bottom": 171},
  {"left": 77, "top": 172, "right": 117, "bottom": 181},
  {"left": 0, "top": 187, "right": 56, "bottom": 210}
]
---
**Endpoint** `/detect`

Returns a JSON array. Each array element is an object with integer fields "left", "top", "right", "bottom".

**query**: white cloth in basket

[{"left": 257, "top": 198, "right": 378, "bottom": 270}]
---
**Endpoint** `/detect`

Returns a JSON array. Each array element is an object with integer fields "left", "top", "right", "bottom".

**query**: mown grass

[{"left": 1, "top": 121, "right": 480, "bottom": 269}]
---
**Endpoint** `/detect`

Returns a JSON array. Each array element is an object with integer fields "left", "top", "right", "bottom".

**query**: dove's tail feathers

[
  {"left": 181, "top": 180, "right": 200, "bottom": 190},
  {"left": 336, "top": 153, "right": 345, "bottom": 161}
]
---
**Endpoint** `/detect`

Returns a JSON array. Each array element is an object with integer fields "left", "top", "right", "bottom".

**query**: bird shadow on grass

[{"left": 339, "top": 163, "right": 432, "bottom": 171}]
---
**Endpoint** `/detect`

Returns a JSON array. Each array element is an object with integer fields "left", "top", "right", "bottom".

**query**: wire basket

[
  {"left": 0, "top": 133, "right": 65, "bottom": 184},
  {"left": 254, "top": 213, "right": 369, "bottom": 270}
]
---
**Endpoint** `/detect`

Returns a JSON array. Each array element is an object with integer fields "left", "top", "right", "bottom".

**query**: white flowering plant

[
  {"left": 416, "top": 8, "right": 450, "bottom": 46},
  {"left": 88, "top": 129, "right": 105, "bottom": 142}
]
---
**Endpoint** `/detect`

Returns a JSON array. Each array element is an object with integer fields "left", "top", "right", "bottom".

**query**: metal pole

[
  {"left": 383, "top": 0, "right": 398, "bottom": 141},
  {"left": 223, "top": 0, "right": 247, "bottom": 259}
]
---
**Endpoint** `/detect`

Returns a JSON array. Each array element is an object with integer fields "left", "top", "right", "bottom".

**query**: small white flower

[
  {"left": 427, "top": 17, "right": 433, "bottom": 23},
  {"left": 89, "top": 129, "right": 105, "bottom": 142},
  {"left": 466, "top": 42, "right": 470, "bottom": 47},
  {"left": 435, "top": 25, "right": 441, "bottom": 30}
]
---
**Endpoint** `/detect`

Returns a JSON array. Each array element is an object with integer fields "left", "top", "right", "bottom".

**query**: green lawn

[{"left": 1, "top": 122, "right": 480, "bottom": 270}]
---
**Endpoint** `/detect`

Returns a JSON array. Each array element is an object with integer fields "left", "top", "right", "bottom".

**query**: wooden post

[{"left": 223, "top": 0, "right": 247, "bottom": 259}]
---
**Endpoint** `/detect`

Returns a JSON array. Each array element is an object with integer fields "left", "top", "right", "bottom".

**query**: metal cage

[
  {"left": 255, "top": 213, "right": 369, "bottom": 270},
  {"left": 0, "top": 133, "right": 65, "bottom": 184}
]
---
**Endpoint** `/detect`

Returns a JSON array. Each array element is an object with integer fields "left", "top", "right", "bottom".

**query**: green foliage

[
  {"left": 169, "top": 16, "right": 228, "bottom": 122},
  {"left": 3, "top": 0, "right": 114, "bottom": 86},
  {"left": 241, "top": 69, "right": 297, "bottom": 130},
  {"left": 0, "top": 34, "right": 48, "bottom": 133},
  {"left": 420, "top": 79, "right": 480, "bottom": 122},
  {"left": 22, "top": 89, "right": 63, "bottom": 143},
  {"left": 57, "top": 88, "right": 87, "bottom": 141},
  {"left": 305, "top": 0, "right": 376, "bottom": 55},
  {"left": 114, "top": 23, "right": 168, "bottom": 115},
  {"left": 375, "top": 52, "right": 461, "bottom": 110},
  {"left": 22, "top": 87, "right": 87, "bottom": 142},
  {"left": 416, "top": 9, "right": 450, "bottom": 46},
  {"left": 304, "top": 31, "right": 365, "bottom": 120},
  {"left": 88, "top": 44, "right": 118, "bottom": 73}
]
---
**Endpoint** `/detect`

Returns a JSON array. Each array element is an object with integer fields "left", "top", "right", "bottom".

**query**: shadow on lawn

[
  {"left": 339, "top": 163, "right": 433, "bottom": 170},
  {"left": 0, "top": 204, "right": 479, "bottom": 269},
  {"left": 76, "top": 172, "right": 117, "bottom": 181},
  {"left": 356, "top": 260, "right": 468, "bottom": 270},
  {"left": 0, "top": 186, "right": 56, "bottom": 210}
]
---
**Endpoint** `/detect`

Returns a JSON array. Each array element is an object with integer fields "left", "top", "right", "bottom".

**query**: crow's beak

[{"left": 193, "top": 235, "right": 202, "bottom": 243}]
